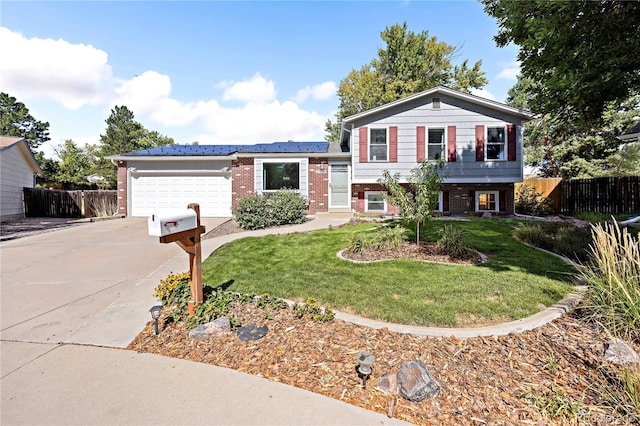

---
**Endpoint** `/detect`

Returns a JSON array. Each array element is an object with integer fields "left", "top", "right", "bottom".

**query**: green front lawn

[{"left": 201, "top": 218, "right": 575, "bottom": 327}]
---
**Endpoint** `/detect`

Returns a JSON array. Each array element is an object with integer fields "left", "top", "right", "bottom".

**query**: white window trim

[
  {"left": 485, "top": 125, "right": 507, "bottom": 161},
  {"left": 475, "top": 191, "right": 499, "bottom": 212},
  {"left": 260, "top": 159, "right": 303, "bottom": 193},
  {"left": 427, "top": 127, "right": 447, "bottom": 162},
  {"left": 433, "top": 191, "right": 444, "bottom": 212},
  {"left": 369, "top": 128, "right": 389, "bottom": 162},
  {"left": 365, "top": 191, "right": 387, "bottom": 212}
]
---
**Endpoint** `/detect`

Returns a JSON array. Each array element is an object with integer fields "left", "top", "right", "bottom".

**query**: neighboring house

[
  {"left": 620, "top": 121, "right": 640, "bottom": 145},
  {"left": 0, "top": 136, "right": 42, "bottom": 221},
  {"left": 109, "top": 86, "right": 531, "bottom": 218},
  {"left": 340, "top": 86, "right": 532, "bottom": 215}
]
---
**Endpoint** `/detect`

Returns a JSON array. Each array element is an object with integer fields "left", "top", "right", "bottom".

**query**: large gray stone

[
  {"left": 396, "top": 360, "right": 441, "bottom": 402},
  {"left": 604, "top": 337, "right": 640, "bottom": 366},
  {"left": 188, "top": 316, "right": 232, "bottom": 340}
]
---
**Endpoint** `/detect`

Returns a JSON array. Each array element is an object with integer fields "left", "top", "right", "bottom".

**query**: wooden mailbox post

[{"left": 153, "top": 203, "right": 206, "bottom": 315}]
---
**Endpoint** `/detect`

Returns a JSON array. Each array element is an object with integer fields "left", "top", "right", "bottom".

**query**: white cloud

[
  {"left": 0, "top": 27, "right": 331, "bottom": 147},
  {"left": 497, "top": 62, "right": 520, "bottom": 80},
  {"left": 219, "top": 73, "right": 276, "bottom": 104},
  {"left": 471, "top": 88, "right": 496, "bottom": 101},
  {"left": 0, "top": 27, "right": 113, "bottom": 109},
  {"left": 294, "top": 81, "right": 337, "bottom": 103}
]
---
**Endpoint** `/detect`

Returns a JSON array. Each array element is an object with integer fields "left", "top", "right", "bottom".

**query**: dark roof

[
  {"left": 621, "top": 121, "right": 640, "bottom": 138},
  {"left": 120, "top": 141, "right": 331, "bottom": 157}
]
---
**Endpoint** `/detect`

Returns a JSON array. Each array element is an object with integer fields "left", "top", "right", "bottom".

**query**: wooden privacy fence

[
  {"left": 23, "top": 188, "right": 118, "bottom": 218},
  {"left": 518, "top": 176, "right": 640, "bottom": 215}
]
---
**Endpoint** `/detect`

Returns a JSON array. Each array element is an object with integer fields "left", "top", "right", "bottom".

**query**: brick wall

[
  {"left": 116, "top": 161, "right": 128, "bottom": 215},
  {"left": 308, "top": 157, "right": 329, "bottom": 214},
  {"left": 351, "top": 182, "right": 515, "bottom": 216},
  {"left": 231, "top": 158, "right": 254, "bottom": 211}
]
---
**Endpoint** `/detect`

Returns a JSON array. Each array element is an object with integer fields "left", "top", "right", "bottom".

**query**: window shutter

[
  {"left": 359, "top": 127, "right": 368, "bottom": 163},
  {"left": 447, "top": 126, "right": 456, "bottom": 162},
  {"left": 499, "top": 190, "right": 507, "bottom": 212},
  {"left": 475, "top": 125, "right": 485, "bottom": 161},
  {"left": 469, "top": 190, "right": 475, "bottom": 212},
  {"left": 416, "top": 126, "right": 425, "bottom": 161},
  {"left": 389, "top": 126, "right": 398, "bottom": 162},
  {"left": 443, "top": 191, "right": 450, "bottom": 212},
  {"left": 507, "top": 124, "right": 517, "bottom": 161}
]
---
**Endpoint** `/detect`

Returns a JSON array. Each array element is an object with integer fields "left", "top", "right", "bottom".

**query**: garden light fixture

[
  {"left": 356, "top": 350, "right": 376, "bottom": 388},
  {"left": 149, "top": 305, "right": 162, "bottom": 335}
]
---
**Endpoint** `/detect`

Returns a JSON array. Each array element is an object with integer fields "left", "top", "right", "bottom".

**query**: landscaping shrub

[
  {"left": 234, "top": 193, "right": 271, "bottom": 230},
  {"left": 436, "top": 223, "right": 473, "bottom": 258},
  {"left": 234, "top": 190, "right": 307, "bottom": 230},
  {"left": 346, "top": 225, "right": 407, "bottom": 253},
  {"left": 154, "top": 271, "right": 191, "bottom": 305},
  {"left": 515, "top": 184, "right": 551, "bottom": 216},
  {"left": 268, "top": 189, "right": 307, "bottom": 226},
  {"left": 514, "top": 221, "right": 592, "bottom": 260},
  {"left": 578, "top": 221, "right": 640, "bottom": 343},
  {"left": 513, "top": 223, "right": 555, "bottom": 252}
]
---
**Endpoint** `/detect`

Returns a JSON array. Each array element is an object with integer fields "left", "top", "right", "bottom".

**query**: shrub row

[
  {"left": 234, "top": 190, "right": 307, "bottom": 230},
  {"left": 514, "top": 221, "right": 592, "bottom": 261}
]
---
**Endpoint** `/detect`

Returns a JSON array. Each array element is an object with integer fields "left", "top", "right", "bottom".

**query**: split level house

[{"left": 109, "top": 86, "right": 532, "bottom": 218}]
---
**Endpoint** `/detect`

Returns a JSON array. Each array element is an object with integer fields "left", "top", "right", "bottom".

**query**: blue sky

[{"left": 0, "top": 1, "right": 520, "bottom": 158}]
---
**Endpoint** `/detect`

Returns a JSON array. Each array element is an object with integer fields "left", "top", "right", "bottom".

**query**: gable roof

[
  {"left": 341, "top": 86, "right": 533, "bottom": 124},
  {"left": 108, "top": 141, "right": 349, "bottom": 161},
  {"left": 620, "top": 121, "right": 640, "bottom": 141},
  {"left": 0, "top": 136, "right": 42, "bottom": 174}
]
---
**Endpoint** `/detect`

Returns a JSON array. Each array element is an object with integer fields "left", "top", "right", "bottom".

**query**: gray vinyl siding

[
  {"left": 254, "top": 158, "right": 309, "bottom": 199},
  {"left": 352, "top": 94, "right": 525, "bottom": 184}
]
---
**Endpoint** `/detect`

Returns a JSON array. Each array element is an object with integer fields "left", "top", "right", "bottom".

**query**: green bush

[
  {"left": 234, "top": 193, "right": 271, "bottom": 230},
  {"left": 514, "top": 221, "right": 592, "bottom": 260},
  {"left": 154, "top": 271, "right": 191, "bottom": 305},
  {"left": 436, "top": 223, "right": 473, "bottom": 258},
  {"left": 515, "top": 184, "right": 552, "bottom": 216},
  {"left": 268, "top": 190, "right": 307, "bottom": 226},
  {"left": 234, "top": 190, "right": 307, "bottom": 230},
  {"left": 513, "top": 223, "right": 555, "bottom": 251}
]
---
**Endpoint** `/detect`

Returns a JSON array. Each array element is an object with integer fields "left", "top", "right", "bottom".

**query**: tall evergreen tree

[{"left": 0, "top": 92, "right": 50, "bottom": 149}]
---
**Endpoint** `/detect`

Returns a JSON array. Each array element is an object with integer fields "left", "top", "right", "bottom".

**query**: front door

[{"left": 329, "top": 164, "right": 350, "bottom": 208}]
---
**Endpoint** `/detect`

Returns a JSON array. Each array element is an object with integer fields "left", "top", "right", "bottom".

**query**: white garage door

[{"left": 130, "top": 174, "right": 232, "bottom": 217}]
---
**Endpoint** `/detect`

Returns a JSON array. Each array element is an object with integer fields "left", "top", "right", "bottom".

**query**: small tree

[{"left": 378, "top": 160, "right": 445, "bottom": 244}]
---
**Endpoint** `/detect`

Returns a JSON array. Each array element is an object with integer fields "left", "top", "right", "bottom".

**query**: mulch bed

[
  {"left": 128, "top": 301, "right": 637, "bottom": 425},
  {"left": 341, "top": 241, "right": 483, "bottom": 265}
]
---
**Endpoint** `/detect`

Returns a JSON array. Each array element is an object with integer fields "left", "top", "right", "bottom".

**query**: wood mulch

[
  {"left": 128, "top": 300, "right": 638, "bottom": 425},
  {"left": 340, "top": 241, "right": 483, "bottom": 265}
]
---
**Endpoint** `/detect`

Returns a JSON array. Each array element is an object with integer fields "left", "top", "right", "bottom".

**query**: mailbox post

[{"left": 148, "top": 203, "right": 206, "bottom": 315}]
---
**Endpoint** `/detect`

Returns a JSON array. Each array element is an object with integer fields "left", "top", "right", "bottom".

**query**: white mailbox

[{"left": 148, "top": 210, "right": 198, "bottom": 237}]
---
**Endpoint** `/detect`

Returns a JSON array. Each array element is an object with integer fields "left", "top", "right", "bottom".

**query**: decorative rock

[
  {"left": 604, "top": 337, "right": 640, "bottom": 366},
  {"left": 378, "top": 372, "right": 399, "bottom": 394},
  {"left": 237, "top": 323, "right": 268, "bottom": 341},
  {"left": 397, "top": 360, "right": 441, "bottom": 402},
  {"left": 188, "top": 316, "right": 232, "bottom": 340}
]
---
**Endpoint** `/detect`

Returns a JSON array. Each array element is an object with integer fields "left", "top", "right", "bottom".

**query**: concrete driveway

[{"left": 1, "top": 215, "right": 408, "bottom": 425}]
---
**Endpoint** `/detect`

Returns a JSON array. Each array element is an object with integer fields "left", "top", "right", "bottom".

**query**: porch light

[
  {"left": 356, "top": 350, "right": 376, "bottom": 388},
  {"left": 149, "top": 305, "right": 162, "bottom": 335}
]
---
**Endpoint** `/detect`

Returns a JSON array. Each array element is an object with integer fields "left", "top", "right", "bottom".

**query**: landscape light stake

[
  {"left": 149, "top": 305, "right": 162, "bottom": 335},
  {"left": 356, "top": 350, "right": 376, "bottom": 388}
]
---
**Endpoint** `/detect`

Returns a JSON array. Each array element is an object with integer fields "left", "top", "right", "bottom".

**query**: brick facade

[
  {"left": 116, "top": 161, "right": 128, "bottom": 215},
  {"left": 351, "top": 182, "right": 515, "bottom": 216},
  {"left": 231, "top": 158, "right": 254, "bottom": 212},
  {"left": 307, "top": 157, "right": 329, "bottom": 214}
]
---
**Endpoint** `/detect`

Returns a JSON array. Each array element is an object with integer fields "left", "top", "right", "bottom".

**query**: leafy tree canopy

[
  {"left": 325, "top": 22, "right": 487, "bottom": 141},
  {"left": 482, "top": 0, "right": 640, "bottom": 126},
  {"left": 0, "top": 92, "right": 50, "bottom": 149},
  {"left": 54, "top": 139, "right": 93, "bottom": 186},
  {"left": 508, "top": 75, "right": 639, "bottom": 178}
]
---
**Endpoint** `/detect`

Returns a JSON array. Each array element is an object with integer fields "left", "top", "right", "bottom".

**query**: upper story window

[
  {"left": 432, "top": 97, "right": 441, "bottom": 109},
  {"left": 369, "top": 128, "right": 387, "bottom": 161},
  {"left": 428, "top": 128, "right": 445, "bottom": 161},
  {"left": 263, "top": 162, "right": 300, "bottom": 191},
  {"left": 486, "top": 126, "right": 506, "bottom": 160}
]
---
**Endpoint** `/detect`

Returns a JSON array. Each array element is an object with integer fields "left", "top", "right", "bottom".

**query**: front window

[
  {"left": 369, "top": 128, "right": 387, "bottom": 161},
  {"left": 263, "top": 162, "right": 300, "bottom": 191},
  {"left": 486, "top": 126, "right": 506, "bottom": 160},
  {"left": 365, "top": 192, "right": 386, "bottom": 212},
  {"left": 476, "top": 191, "right": 498, "bottom": 212},
  {"left": 428, "top": 128, "right": 445, "bottom": 160}
]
